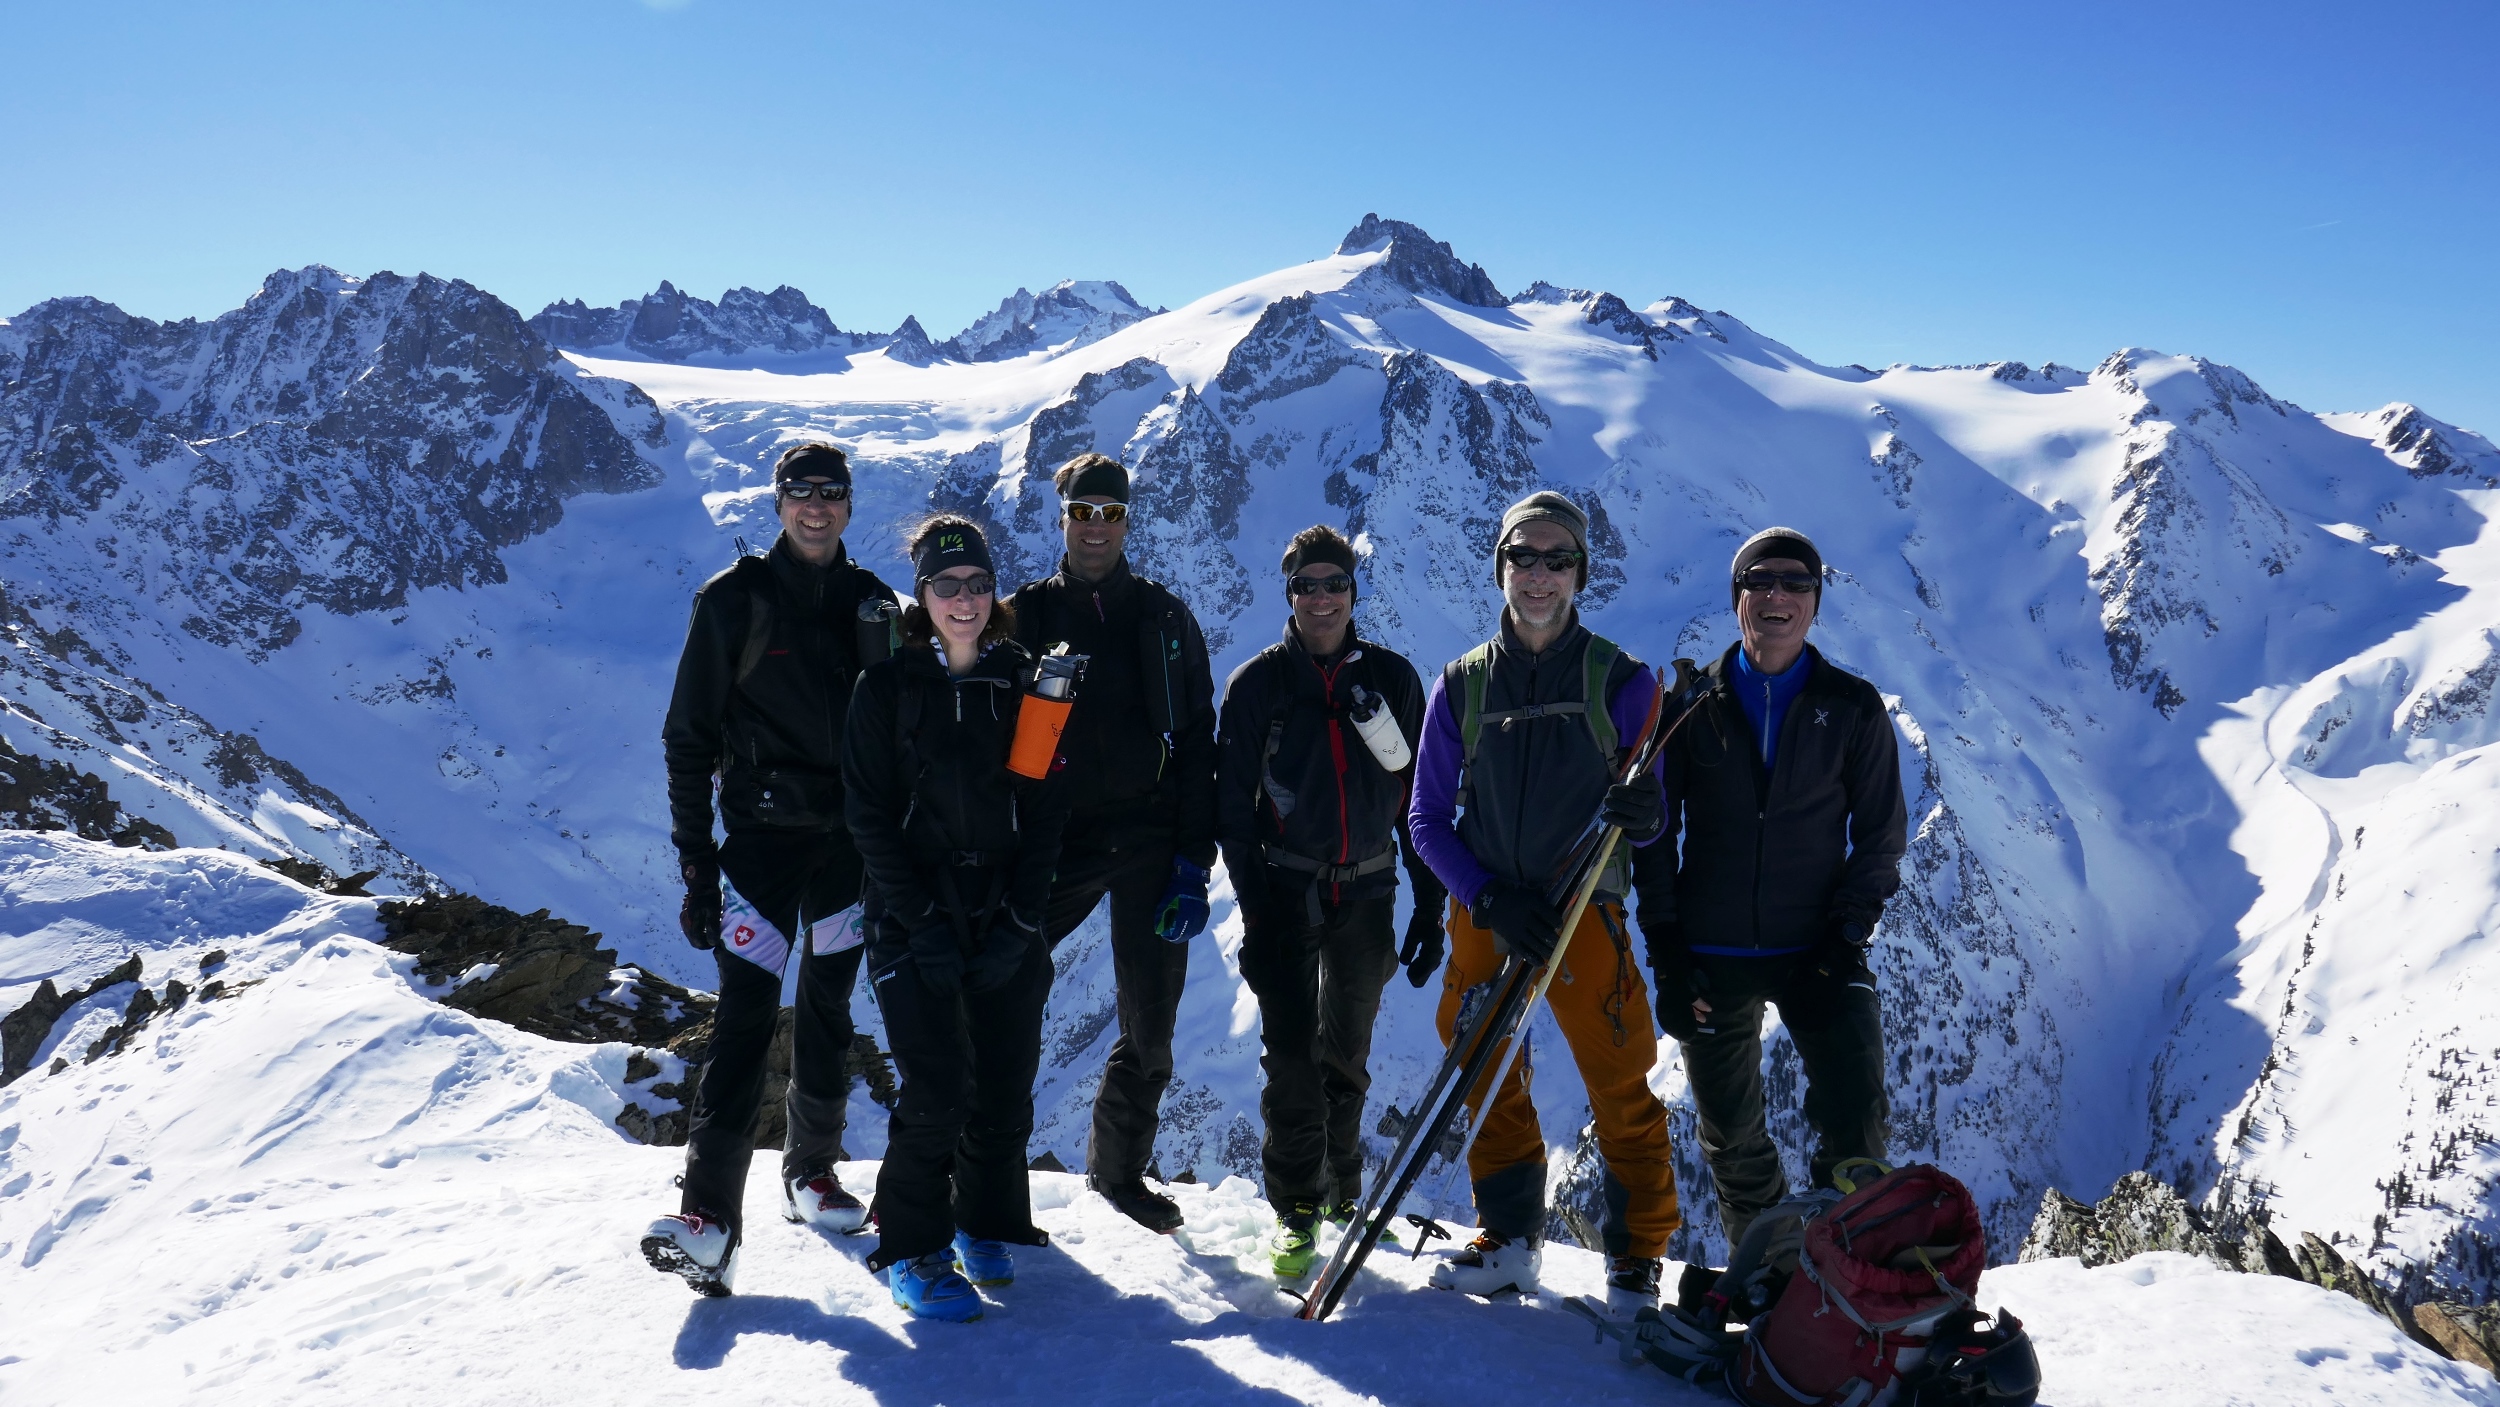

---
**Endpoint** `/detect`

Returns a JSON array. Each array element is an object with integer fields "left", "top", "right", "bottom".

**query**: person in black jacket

[
  {"left": 1637, "top": 525, "right": 1909, "bottom": 1266},
  {"left": 846, "top": 515, "right": 1067, "bottom": 1323},
  {"left": 642, "top": 442, "right": 899, "bottom": 1297},
  {"left": 1216, "top": 525, "right": 1446, "bottom": 1279},
  {"left": 1005, "top": 452, "right": 1220, "bottom": 1235}
]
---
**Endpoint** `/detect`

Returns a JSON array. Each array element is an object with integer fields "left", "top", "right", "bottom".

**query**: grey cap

[{"left": 1493, "top": 490, "right": 1590, "bottom": 588}]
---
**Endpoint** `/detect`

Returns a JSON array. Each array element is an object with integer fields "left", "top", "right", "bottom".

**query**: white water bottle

[{"left": 1346, "top": 684, "right": 1413, "bottom": 772}]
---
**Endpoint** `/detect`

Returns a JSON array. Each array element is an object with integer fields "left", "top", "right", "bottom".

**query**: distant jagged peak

[
  {"left": 2094, "top": 348, "right": 2295, "bottom": 425},
  {"left": 529, "top": 280, "right": 872, "bottom": 362},
  {"left": 943, "top": 278, "right": 1161, "bottom": 363},
  {"left": 1333, "top": 213, "right": 1506, "bottom": 308},
  {"left": 2350, "top": 402, "right": 2500, "bottom": 482},
  {"left": 881, "top": 314, "right": 947, "bottom": 368}
]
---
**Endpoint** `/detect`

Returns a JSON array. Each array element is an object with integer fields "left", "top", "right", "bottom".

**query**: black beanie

[
  {"left": 912, "top": 520, "right": 994, "bottom": 583},
  {"left": 1729, "top": 526, "right": 1823, "bottom": 608},
  {"left": 775, "top": 442, "right": 851, "bottom": 484},
  {"left": 1058, "top": 453, "right": 1131, "bottom": 503}
]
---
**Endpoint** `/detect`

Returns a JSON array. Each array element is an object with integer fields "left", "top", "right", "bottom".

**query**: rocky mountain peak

[
  {"left": 944, "top": 279, "right": 1159, "bottom": 363},
  {"left": 1334, "top": 213, "right": 1506, "bottom": 308}
]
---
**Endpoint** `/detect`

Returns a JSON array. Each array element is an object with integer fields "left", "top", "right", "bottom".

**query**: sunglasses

[
  {"left": 1500, "top": 545, "right": 1585, "bottom": 574},
  {"left": 1289, "top": 573, "right": 1353, "bottom": 597},
  {"left": 923, "top": 573, "right": 995, "bottom": 599},
  {"left": 1065, "top": 501, "right": 1129, "bottom": 523},
  {"left": 776, "top": 481, "right": 850, "bottom": 502},
  {"left": 1736, "top": 569, "right": 1819, "bottom": 596}
]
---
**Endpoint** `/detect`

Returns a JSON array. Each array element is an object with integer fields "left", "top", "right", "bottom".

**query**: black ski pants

[
  {"left": 866, "top": 937, "right": 1056, "bottom": 1269},
  {"left": 1041, "top": 827, "right": 1185, "bottom": 1185},
  {"left": 1237, "top": 886, "right": 1398, "bottom": 1209},
  {"left": 1658, "top": 949, "right": 1888, "bottom": 1247},
  {"left": 679, "top": 828, "right": 864, "bottom": 1229}
]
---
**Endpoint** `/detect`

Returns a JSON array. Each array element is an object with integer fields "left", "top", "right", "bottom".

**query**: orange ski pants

[{"left": 1434, "top": 897, "right": 1681, "bottom": 1257}]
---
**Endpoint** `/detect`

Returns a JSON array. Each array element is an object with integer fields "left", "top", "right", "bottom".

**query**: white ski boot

[
  {"left": 1428, "top": 1230, "right": 1542, "bottom": 1296},
  {"left": 1606, "top": 1255, "right": 1663, "bottom": 1317},
  {"left": 781, "top": 1166, "right": 869, "bottom": 1234},
  {"left": 641, "top": 1212, "right": 739, "bottom": 1296}
]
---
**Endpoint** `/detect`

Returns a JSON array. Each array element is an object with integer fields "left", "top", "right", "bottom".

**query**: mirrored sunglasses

[
  {"left": 776, "top": 481, "right": 851, "bottom": 502},
  {"left": 1289, "top": 573, "right": 1353, "bottom": 597},
  {"left": 1065, "top": 502, "right": 1129, "bottom": 523}
]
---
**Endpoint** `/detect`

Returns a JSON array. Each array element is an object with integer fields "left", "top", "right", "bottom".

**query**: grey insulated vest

[{"left": 1448, "top": 623, "right": 1644, "bottom": 900}]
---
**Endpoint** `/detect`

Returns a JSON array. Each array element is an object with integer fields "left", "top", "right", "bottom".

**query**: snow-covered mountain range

[{"left": 4, "top": 214, "right": 2496, "bottom": 1324}]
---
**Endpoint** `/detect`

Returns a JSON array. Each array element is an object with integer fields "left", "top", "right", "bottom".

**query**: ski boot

[
  {"left": 781, "top": 1165, "right": 868, "bottom": 1234},
  {"left": 1270, "top": 1203, "right": 1320, "bottom": 1279},
  {"left": 953, "top": 1230, "right": 1015, "bottom": 1287},
  {"left": 1428, "top": 1230, "right": 1541, "bottom": 1296},
  {"left": 1320, "top": 1201, "right": 1397, "bottom": 1246},
  {"left": 641, "top": 1212, "right": 740, "bottom": 1297},
  {"left": 1090, "top": 1174, "right": 1184, "bottom": 1234},
  {"left": 1606, "top": 1255, "right": 1663, "bottom": 1317},
  {"left": 888, "top": 1250, "right": 985, "bottom": 1322}
]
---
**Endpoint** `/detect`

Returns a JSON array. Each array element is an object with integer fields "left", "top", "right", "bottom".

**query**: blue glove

[{"left": 1152, "top": 858, "right": 1212, "bottom": 942}]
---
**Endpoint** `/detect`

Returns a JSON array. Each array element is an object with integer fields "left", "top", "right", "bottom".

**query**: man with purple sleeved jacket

[{"left": 1407, "top": 490, "right": 1682, "bottom": 1319}]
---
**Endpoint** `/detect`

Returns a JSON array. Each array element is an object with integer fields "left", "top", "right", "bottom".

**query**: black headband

[
  {"left": 1064, "top": 458, "right": 1130, "bottom": 503},
  {"left": 913, "top": 523, "right": 994, "bottom": 583},
  {"left": 775, "top": 443, "right": 851, "bottom": 485}
]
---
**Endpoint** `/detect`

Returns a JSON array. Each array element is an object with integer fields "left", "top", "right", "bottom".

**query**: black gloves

[
  {"left": 1474, "top": 880, "right": 1564, "bottom": 967},
  {"left": 1814, "top": 916, "right": 1876, "bottom": 985},
  {"left": 969, "top": 908, "right": 1040, "bottom": 993},
  {"left": 678, "top": 849, "right": 722, "bottom": 951},
  {"left": 1398, "top": 900, "right": 1446, "bottom": 988},
  {"left": 1601, "top": 772, "right": 1666, "bottom": 842},
  {"left": 906, "top": 908, "right": 964, "bottom": 998}
]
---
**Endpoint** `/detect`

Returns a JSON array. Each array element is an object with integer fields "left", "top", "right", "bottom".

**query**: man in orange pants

[{"left": 1407, "top": 490, "right": 1680, "bottom": 1316}]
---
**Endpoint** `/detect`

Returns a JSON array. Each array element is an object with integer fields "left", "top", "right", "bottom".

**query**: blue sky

[{"left": 4, "top": 1, "right": 2494, "bottom": 431}]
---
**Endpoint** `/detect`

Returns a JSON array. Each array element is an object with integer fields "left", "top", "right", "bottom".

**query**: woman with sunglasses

[{"left": 844, "top": 514, "right": 1068, "bottom": 1322}]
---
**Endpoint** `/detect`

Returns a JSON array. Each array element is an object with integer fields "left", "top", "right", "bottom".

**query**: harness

[
  {"left": 1253, "top": 644, "right": 1402, "bottom": 927},
  {"left": 1451, "top": 631, "right": 1633, "bottom": 897}
]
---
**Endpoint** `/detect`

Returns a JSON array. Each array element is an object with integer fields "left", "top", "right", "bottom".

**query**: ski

[{"left": 1297, "top": 660, "right": 1699, "bottom": 1322}]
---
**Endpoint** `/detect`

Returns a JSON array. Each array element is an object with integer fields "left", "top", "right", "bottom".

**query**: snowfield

[{"left": 4, "top": 836, "right": 2493, "bottom": 1406}]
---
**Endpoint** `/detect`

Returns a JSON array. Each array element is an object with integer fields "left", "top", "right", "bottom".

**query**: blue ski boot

[
  {"left": 953, "top": 1230, "right": 1015, "bottom": 1287},
  {"left": 888, "top": 1250, "right": 984, "bottom": 1322}
]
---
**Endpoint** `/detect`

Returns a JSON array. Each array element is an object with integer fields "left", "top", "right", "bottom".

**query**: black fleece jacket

[
  {"left": 1215, "top": 621, "right": 1444, "bottom": 916},
  {"left": 1637, "top": 642, "right": 1907, "bottom": 957},
  {"left": 661, "top": 536, "right": 898, "bottom": 855},
  {"left": 842, "top": 641, "right": 1069, "bottom": 965},
  {"left": 1006, "top": 556, "right": 1218, "bottom": 867}
]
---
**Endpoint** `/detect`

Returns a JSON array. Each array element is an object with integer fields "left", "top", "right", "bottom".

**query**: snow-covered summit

[
  {"left": 943, "top": 279, "right": 1161, "bottom": 363},
  {"left": 1336, "top": 212, "right": 1508, "bottom": 306}
]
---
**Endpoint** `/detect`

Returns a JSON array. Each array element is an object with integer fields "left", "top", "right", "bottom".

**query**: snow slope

[
  {"left": 5, "top": 216, "right": 2498, "bottom": 1300},
  {"left": 4, "top": 834, "right": 2490, "bottom": 1407}
]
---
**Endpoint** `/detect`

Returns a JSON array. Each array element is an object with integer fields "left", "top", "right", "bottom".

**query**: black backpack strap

[{"left": 730, "top": 555, "right": 776, "bottom": 687}]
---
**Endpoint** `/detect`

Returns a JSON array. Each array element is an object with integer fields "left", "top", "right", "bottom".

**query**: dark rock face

[
  {"left": 0, "top": 737, "right": 176, "bottom": 850},
  {"left": 1335, "top": 213, "right": 1507, "bottom": 307},
  {"left": 0, "top": 267, "right": 665, "bottom": 656},
  {"left": 2414, "top": 1302, "right": 2500, "bottom": 1374},
  {"left": 2, "top": 953, "right": 140, "bottom": 1084},
  {"left": 530, "top": 281, "right": 845, "bottom": 359},
  {"left": 1214, "top": 293, "right": 1371, "bottom": 410}
]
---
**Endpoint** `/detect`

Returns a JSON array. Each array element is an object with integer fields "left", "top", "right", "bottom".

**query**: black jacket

[
  {"left": 1007, "top": 556, "right": 1218, "bottom": 866},
  {"left": 842, "top": 640, "right": 1069, "bottom": 965},
  {"left": 1639, "top": 642, "right": 1907, "bottom": 954},
  {"left": 661, "top": 537, "right": 897, "bottom": 854},
  {"left": 1216, "top": 622, "right": 1445, "bottom": 919}
]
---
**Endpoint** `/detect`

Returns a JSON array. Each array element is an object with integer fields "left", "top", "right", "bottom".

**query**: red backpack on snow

[{"left": 1729, "top": 1163, "right": 1988, "bottom": 1407}]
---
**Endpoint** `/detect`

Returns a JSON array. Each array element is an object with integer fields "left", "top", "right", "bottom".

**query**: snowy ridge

[
  {"left": 3, "top": 217, "right": 2498, "bottom": 1318},
  {"left": 3, "top": 834, "right": 2491, "bottom": 1407}
]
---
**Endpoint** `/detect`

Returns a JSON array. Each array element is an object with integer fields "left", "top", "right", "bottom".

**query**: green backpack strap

[
  {"left": 1453, "top": 642, "right": 1496, "bottom": 809},
  {"left": 1581, "top": 635, "right": 1621, "bottom": 759}
]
